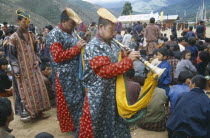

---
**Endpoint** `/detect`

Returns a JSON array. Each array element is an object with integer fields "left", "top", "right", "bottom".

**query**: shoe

[
  {"left": 36, "top": 112, "right": 50, "bottom": 119},
  {"left": 20, "top": 116, "right": 31, "bottom": 122},
  {"left": 6, "top": 128, "right": 13, "bottom": 133}
]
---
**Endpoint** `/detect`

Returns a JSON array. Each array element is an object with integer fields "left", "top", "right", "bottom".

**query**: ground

[{"left": 9, "top": 27, "right": 210, "bottom": 138}]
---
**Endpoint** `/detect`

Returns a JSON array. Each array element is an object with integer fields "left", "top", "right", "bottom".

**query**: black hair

[
  {"left": 177, "top": 71, "right": 193, "bottom": 84},
  {"left": 60, "top": 10, "right": 70, "bottom": 22},
  {"left": 162, "top": 44, "right": 170, "bottom": 49},
  {"left": 17, "top": 15, "right": 24, "bottom": 21},
  {"left": 191, "top": 75, "right": 207, "bottom": 89},
  {"left": 40, "top": 63, "right": 51, "bottom": 71},
  {"left": 200, "top": 20, "right": 204, "bottom": 24},
  {"left": 34, "top": 132, "right": 54, "bottom": 138},
  {"left": 91, "top": 22, "right": 96, "bottom": 27},
  {"left": 40, "top": 57, "right": 50, "bottom": 63},
  {"left": 199, "top": 51, "right": 210, "bottom": 62},
  {"left": 153, "top": 49, "right": 158, "bottom": 55},
  {"left": 0, "top": 58, "right": 8, "bottom": 66},
  {"left": 126, "top": 27, "right": 132, "bottom": 33},
  {"left": 98, "top": 17, "right": 113, "bottom": 28},
  {"left": 189, "top": 26, "right": 193, "bottom": 31},
  {"left": 140, "top": 49, "right": 146, "bottom": 56},
  {"left": 170, "top": 35, "right": 175, "bottom": 41},
  {"left": 125, "top": 68, "right": 135, "bottom": 79},
  {"left": 181, "top": 50, "right": 191, "bottom": 60},
  {"left": 164, "top": 33, "right": 167, "bottom": 37},
  {"left": 163, "top": 37, "right": 168, "bottom": 42},
  {"left": 45, "top": 25, "right": 53, "bottom": 31},
  {"left": 0, "top": 98, "right": 12, "bottom": 127},
  {"left": 188, "top": 37, "right": 196, "bottom": 46},
  {"left": 150, "top": 17, "right": 155, "bottom": 23},
  {"left": 178, "top": 37, "right": 184, "bottom": 43},
  {"left": 173, "top": 44, "right": 180, "bottom": 51},
  {"left": 137, "top": 21, "right": 140, "bottom": 24},
  {"left": 158, "top": 47, "right": 169, "bottom": 57},
  {"left": 3, "top": 22, "right": 8, "bottom": 25},
  {"left": 205, "top": 38, "right": 210, "bottom": 43}
]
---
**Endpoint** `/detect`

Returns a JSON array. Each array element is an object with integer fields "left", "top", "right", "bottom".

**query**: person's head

[
  {"left": 125, "top": 68, "right": 135, "bottom": 79},
  {"left": 199, "top": 51, "right": 210, "bottom": 62},
  {"left": 0, "top": 98, "right": 13, "bottom": 127},
  {"left": 163, "top": 37, "right": 168, "bottom": 42},
  {"left": 153, "top": 49, "right": 158, "bottom": 58},
  {"left": 91, "top": 22, "right": 96, "bottom": 27},
  {"left": 3, "top": 22, "right": 8, "bottom": 26},
  {"left": 189, "top": 26, "right": 193, "bottom": 31},
  {"left": 190, "top": 75, "right": 207, "bottom": 90},
  {"left": 173, "top": 44, "right": 180, "bottom": 51},
  {"left": 188, "top": 37, "right": 196, "bottom": 46},
  {"left": 131, "top": 36, "right": 136, "bottom": 42},
  {"left": 140, "top": 49, "right": 146, "bottom": 56},
  {"left": 85, "top": 31, "right": 91, "bottom": 42},
  {"left": 177, "top": 71, "right": 194, "bottom": 85},
  {"left": 34, "top": 132, "right": 54, "bottom": 138},
  {"left": 148, "top": 56, "right": 154, "bottom": 63},
  {"left": 41, "top": 63, "right": 52, "bottom": 76},
  {"left": 157, "top": 47, "right": 169, "bottom": 61},
  {"left": 16, "top": 9, "right": 30, "bottom": 32},
  {"left": 150, "top": 17, "right": 155, "bottom": 24},
  {"left": 178, "top": 37, "right": 184, "bottom": 43},
  {"left": 40, "top": 57, "right": 50, "bottom": 64},
  {"left": 137, "top": 21, "right": 140, "bottom": 24},
  {"left": 44, "top": 25, "right": 53, "bottom": 34},
  {"left": 60, "top": 10, "right": 77, "bottom": 33},
  {"left": 0, "top": 58, "right": 8, "bottom": 70},
  {"left": 170, "top": 35, "right": 175, "bottom": 41},
  {"left": 200, "top": 20, "right": 204, "bottom": 25},
  {"left": 98, "top": 17, "right": 116, "bottom": 42},
  {"left": 181, "top": 50, "right": 191, "bottom": 60},
  {"left": 126, "top": 27, "right": 132, "bottom": 34}
]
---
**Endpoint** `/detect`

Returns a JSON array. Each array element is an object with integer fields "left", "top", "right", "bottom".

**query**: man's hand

[
  {"left": 15, "top": 74, "right": 20, "bottom": 78},
  {"left": 128, "top": 51, "right": 140, "bottom": 61},
  {"left": 77, "top": 39, "right": 87, "bottom": 49},
  {"left": 34, "top": 61, "right": 39, "bottom": 68}
]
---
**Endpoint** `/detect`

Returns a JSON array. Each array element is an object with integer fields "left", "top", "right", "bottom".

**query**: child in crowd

[
  {"left": 168, "top": 71, "right": 193, "bottom": 112},
  {"left": 157, "top": 47, "right": 172, "bottom": 96},
  {"left": 125, "top": 68, "right": 141, "bottom": 105},
  {"left": 0, "top": 58, "right": 12, "bottom": 97},
  {"left": 129, "top": 36, "right": 138, "bottom": 50},
  {"left": 177, "top": 37, "right": 186, "bottom": 52},
  {"left": 197, "top": 51, "right": 210, "bottom": 76},
  {"left": 0, "top": 98, "right": 14, "bottom": 138},
  {"left": 185, "top": 37, "right": 198, "bottom": 65},
  {"left": 186, "top": 26, "right": 195, "bottom": 38},
  {"left": 41, "top": 63, "right": 55, "bottom": 107},
  {"left": 174, "top": 50, "right": 197, "bottom": 79},
  {"left": 167, "top": 75, "right": 210, "bottom": 137}
]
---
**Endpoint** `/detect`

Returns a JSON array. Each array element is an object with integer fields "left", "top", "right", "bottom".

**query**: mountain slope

[
  {"left": 0, "top": 0, "right": 100, "bottom": 28},
  {"left": 157, "top": 0, "right": 210, "bottom": 21}
]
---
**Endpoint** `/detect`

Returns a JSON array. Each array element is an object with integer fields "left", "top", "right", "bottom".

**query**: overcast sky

[{"left": 83, "top": 0, "right": 133, "bottom": 3}]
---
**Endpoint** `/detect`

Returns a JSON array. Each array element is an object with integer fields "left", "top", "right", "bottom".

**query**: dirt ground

[{"left": 9, "top": 27, "right": 210, "bottom": 138}]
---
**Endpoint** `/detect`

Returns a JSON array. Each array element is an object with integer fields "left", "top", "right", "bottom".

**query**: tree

[{"left": 121, "top": 1, "right": 133, "bottom": 16}]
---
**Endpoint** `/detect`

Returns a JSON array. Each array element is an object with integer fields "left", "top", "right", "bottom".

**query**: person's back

[
  {"left": 138, "top": 87, "right": 168, "bottom": 131},
  {"left": 145, "top": 23, "right": 160, "bottom": 42},
  {"left": 186, "top": 37, "right": 198, "bottom": 61},
  {"left": 168, "top": 71, "right": 193, "bottom": 112},
  {"left": 167, "top": 75, "right": 210, "bottom": 137},
  {"left": 133, "top": 22, "right": 143, "bottom": 36}
]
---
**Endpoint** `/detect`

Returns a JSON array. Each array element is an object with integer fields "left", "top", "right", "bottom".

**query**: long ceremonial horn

[{"left": 113, "top": 39, "right": 166, "bottom": 79}]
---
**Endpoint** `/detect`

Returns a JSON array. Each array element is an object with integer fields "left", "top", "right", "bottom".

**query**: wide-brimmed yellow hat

[
  {"left": 97, "top": 8, "right": 118, "bottom": 23},
  {"left": 66, "top": 8, "right": 82, "bottom": 25}
]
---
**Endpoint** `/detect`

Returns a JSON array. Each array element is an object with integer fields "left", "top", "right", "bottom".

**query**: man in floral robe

[
  {"left": 78, "top": 8, "right": 140, "bottom": 137},
  {"left": 46, "top": 8, "right": 86, "bottom": 133}
]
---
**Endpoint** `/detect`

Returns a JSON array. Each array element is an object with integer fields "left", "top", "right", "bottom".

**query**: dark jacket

[{"left": 0, "top": 68, "right": 12, "bottom": 93}]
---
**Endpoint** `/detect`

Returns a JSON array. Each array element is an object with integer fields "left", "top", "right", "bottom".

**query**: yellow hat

[
  {"left": 97, "top": 8, "right": 118, "bottom": 23},
  {"left": 66, "top": 8, "right": 82, "bottom": 25}
]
